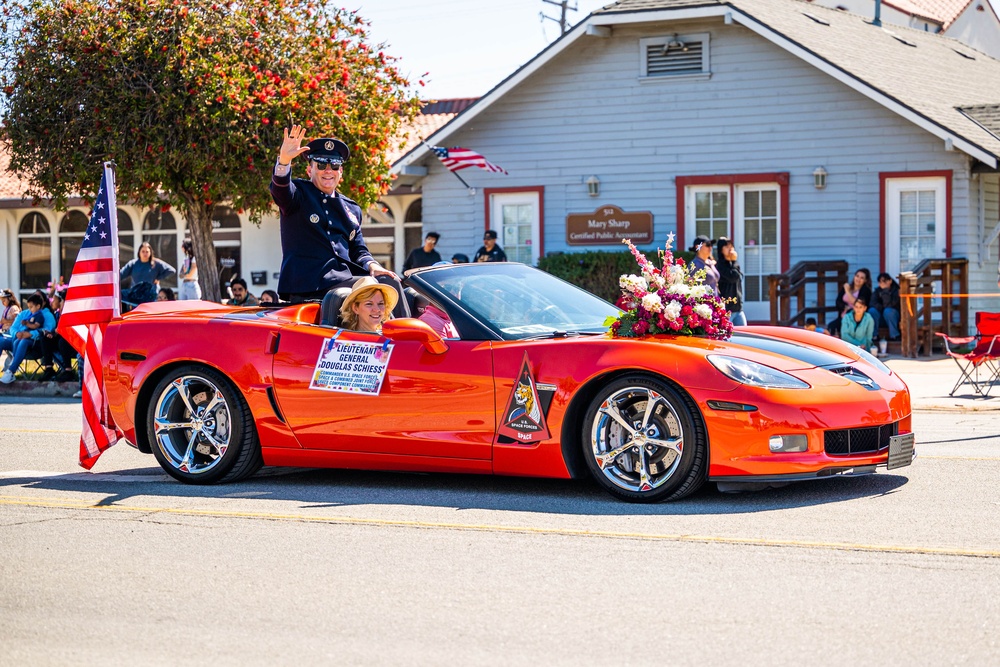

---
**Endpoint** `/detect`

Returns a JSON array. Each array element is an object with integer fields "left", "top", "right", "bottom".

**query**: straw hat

[{"left": 339, "top": 276, "right": 398, "bottom": 320}]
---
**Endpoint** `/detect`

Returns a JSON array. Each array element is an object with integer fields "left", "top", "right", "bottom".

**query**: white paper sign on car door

[{"left": 309, "top": 337, "right": 394, "bottom": 395}]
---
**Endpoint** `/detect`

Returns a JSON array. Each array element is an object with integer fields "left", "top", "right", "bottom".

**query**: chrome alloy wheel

[
  {"left": 152, "top": 374, "right": 232, "bottom": 476},
  {"left": 589, "top": 386, "right": 685, "bottom": 493}
]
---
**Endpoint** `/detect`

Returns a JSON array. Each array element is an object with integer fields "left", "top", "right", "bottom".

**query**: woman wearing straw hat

[{"left": 339, "top": 277, "right": 398, "bottom": 333}]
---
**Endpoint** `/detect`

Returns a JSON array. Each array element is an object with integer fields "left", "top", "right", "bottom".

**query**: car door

[{"left": 271, "top": 323, "right": 495, "bottom": 459}]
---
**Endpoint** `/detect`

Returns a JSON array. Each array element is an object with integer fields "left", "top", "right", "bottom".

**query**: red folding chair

[{"left": 936, "top": 312, "right": 1000, "bottom": 396}]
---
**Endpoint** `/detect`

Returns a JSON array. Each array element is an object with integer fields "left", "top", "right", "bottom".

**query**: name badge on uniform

[
  {"left": 309, "top": 214, "right": 320, "bottom": 224},
  {"left": 349, "top": 229, "right": 357, "bottom": 241}
]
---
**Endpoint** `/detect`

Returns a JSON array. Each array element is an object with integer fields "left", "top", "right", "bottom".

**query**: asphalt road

[{"left": 1, "top": 398, "right": 999, "bottom": 666}]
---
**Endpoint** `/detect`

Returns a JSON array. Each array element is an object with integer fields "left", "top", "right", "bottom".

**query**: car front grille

[{"left": 824, "top": 421, "right": 899, "bottom": 455}]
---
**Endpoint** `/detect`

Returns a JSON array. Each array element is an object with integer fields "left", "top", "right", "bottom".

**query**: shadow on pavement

[{"left": 0, "top": 465, "right": 910, "bottom": 516}]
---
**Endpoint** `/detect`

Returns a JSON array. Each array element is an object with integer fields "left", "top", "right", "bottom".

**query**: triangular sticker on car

[{"left": 498, "top": 353, "right": 551, "bottom": 444}]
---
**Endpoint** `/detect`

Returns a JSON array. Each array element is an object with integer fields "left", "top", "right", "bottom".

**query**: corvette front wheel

[
  {"left": 582, "top": 375, "right": 706, "bottom": 502},
  {"left": 146, "top": 365, "right": 262, "bottom": 484}
]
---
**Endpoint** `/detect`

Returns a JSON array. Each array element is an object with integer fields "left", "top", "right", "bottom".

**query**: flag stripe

[
  {"left": 55, "top": 163, "right": 123, "bottom": 470},
  {"left": 430, "top": 146, "right": 508, "bottom": 175}
]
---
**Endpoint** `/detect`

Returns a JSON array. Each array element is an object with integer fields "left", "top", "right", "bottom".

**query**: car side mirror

[{"left": 381, "top": 318, "right": 449, "bottom": 355}]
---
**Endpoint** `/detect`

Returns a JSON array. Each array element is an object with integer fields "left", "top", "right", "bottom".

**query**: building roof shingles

[{"left": 596, "top": 0, "right": 1000, "bottom": 162}]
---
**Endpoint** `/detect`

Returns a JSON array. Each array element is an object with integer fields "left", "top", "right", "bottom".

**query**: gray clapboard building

[{"left": 394, "top": 0, "right": 1000, "bottom": 323}]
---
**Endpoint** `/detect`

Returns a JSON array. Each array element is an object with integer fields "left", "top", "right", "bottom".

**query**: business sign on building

[{"left": 565, "top": 205, "right": 654, "bottom": 246}]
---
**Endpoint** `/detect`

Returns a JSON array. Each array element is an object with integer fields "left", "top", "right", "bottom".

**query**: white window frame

[
  {"left": 685, "top": 186, "right": 730, "bottom": 243},
  {"left": 734, "top": 183, "right": 781, "bottom": 321},
  {"left": 885, "top": 177, "right": 947, "bottom": 277},
  {"left": 489, "top": 191, "right": 541, "bottom": 266}
]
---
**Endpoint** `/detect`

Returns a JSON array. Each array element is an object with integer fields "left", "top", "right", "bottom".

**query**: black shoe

[
  {"left": 39, "top": 367, "right": 57, "bottom": 381},
  {"left": 55, "top": 369, "right": 78, "bottom": 382}
]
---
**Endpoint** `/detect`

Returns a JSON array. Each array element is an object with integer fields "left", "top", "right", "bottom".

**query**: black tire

[
  {"left": 581, "top": 374, "right": 706, "bottom": 502},
  {"left": 146, "top": 364, "right": 262, "bottom": 484}
]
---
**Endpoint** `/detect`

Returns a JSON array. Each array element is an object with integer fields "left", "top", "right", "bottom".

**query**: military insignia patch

[
  {"left": 325, "top": 140, "right": 334, "bottom": 151},
  {"left": 349, "top": 229, "right": 357, "bottom": 240},
  {"left": 309, "top": 214, "right": 320, "bottom": 224},
  {"left": 498, "top": 353, "right": 551, "bottom": 444}
]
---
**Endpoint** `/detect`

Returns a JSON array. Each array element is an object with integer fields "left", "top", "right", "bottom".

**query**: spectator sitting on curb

[
  {"left": 1, "top": 290, "right": 21, "bottom": 335},
  {"left": 840, "top": 297, "right": 875, "bottom": 350}
]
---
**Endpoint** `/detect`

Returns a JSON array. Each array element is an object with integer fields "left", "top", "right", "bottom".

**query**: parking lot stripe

[{"left": 1, "top": 493, "right": 997, "bottom": 560}]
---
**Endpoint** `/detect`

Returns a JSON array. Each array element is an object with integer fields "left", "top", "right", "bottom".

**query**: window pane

[
  {"left": 918, "top": 190, "right": 935, "bottom": 211},
  {"left": 695, "top": 193, "right": 709, "bottom": 218},
  {"left": 744, "top": 191, "right": 759, "bottom": 217},
  {"left": 918, "top": 237, "right": 937, "bottom": 258},
  {"left": 900, "top": 191, "right": 917, "bottom": 213},
  {"left": 744, "top": 220, "right": 760, "bottom": 245},
  {"left": 119, "top": 234, "right": 135, "bottom": 270},
  {"left": 745, "top": 275, "right": 761, "bottom": 302},
  {"left": 19, "top": 212, "right": 49, "bottom": 235},
  {"left": 217, "top": 246, "right": 241, "bottom": 288},
  {"left": 919, "top": 213, "right": 936, "bottom": 234},
  {"left": 761, "top": 190, "right": 777, "bottom": 215},
  {"left": 712, "top": 192, "right": 728, "bottom": 218},
  {"left": 60, "top": 211, "right": 89, "bottom": 234},
  {"left": 712, "top": 220, "right": 728, "bottom": 240},
  {"left": 144, "top": 209, "right": 176, "bottom": 231},
  {"left": 696, "top": 221, "right": 712, "bottom": 238},
  {"left": 117, "top": 210, "right": 133, "bottom": 232},
  {"left": 20, "top": 238, "right": 51, "bottom": 290},
  {"left": 60, "top": 237, "right": 84, "bottom": 282},
  {"left": 761, "top": 219, "right": 777, "bottom": 245},
  {"left": 761, "top": 249, "right": 779, "bottom": 273},
  {"left": 899, "top": 214, "right": 918, "bottom": 236}
]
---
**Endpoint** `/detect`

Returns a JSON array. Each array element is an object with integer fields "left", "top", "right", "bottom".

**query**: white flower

[
  {"left": 693, "top": 304, "right": 713, "bottom": 320},
  {"left": 664, "top": 264, "right": 685, "bottom": 285},
  {"left": 665, "top": 283, "right": 692, "bottom": 297},
  {"left": 619, "top": 274, "right": 648, "bottom": 295},
  {"left": 646, "top": 273, "right": 665, "bottom": 291},
  {"left": 641, "top": 293, "right": 663, "bottom": 313},
  {"left": 663, "top": 301, "right": 682, "bottom": 321}
]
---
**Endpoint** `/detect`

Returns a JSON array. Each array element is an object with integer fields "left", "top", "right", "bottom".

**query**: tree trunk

[{"left": 181, "top": 197, "right": 222, "bottom": 303}]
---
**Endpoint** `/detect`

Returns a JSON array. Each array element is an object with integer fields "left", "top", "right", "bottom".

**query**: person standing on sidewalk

[{"left": 716, "top": 237, "right": 746, "bottom": 326}]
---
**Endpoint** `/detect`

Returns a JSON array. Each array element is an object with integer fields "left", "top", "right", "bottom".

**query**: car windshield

[{"left": 414, "top": 263, "right": 619, "bottom": 340}]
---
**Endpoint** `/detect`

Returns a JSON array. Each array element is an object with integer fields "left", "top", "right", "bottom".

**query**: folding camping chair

[{"left": 935, "top": 312, "right": 1000, "bottom": 396}]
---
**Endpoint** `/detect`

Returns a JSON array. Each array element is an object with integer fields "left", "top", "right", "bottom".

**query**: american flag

[
  {"left": 430, "top": 146, "right": 508, "bottom": 174},
  {"left": 56, "top": 162, "right": 123, "bottom": 470}
]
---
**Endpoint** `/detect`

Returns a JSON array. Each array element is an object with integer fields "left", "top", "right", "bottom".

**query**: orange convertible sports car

[{"left": 104, "top": 263, "right": 914, "bottom": 502}]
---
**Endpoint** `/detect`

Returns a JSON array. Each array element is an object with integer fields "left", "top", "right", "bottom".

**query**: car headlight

[
  {"left": 855, "top": 346, "right": 891, "bottom": 375},
  {"left": 707, "top": 355, "right": 811, "bottom": 389}
]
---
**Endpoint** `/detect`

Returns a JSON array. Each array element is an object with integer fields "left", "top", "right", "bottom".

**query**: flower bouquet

[{"left": 605, "top": 235, "right": 733, "bottom": 340}]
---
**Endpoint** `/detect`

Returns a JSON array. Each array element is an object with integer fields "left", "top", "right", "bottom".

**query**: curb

[{"left": 0, "top": 381, "right": 81, "bottom": 399}]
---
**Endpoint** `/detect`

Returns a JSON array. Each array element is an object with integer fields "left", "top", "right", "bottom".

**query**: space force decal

[{"left": 498, "top": 353, "right": 551, "bottom": 444}]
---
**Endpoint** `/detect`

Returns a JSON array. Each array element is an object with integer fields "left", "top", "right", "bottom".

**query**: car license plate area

[{"left": 886, "top": 433, "right": 914, "bottom": 470}]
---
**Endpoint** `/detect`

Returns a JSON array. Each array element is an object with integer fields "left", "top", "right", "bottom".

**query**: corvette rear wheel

[
  {"left": 582, "top": 375, "right": 706, "bottom": 502},
  {"left": 146, "top": 365, "right": 262, "bottom": 484}
]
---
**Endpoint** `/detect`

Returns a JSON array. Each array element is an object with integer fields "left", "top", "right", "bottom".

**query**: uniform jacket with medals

[{"left": 271, "top": 168, "right": 374, "bottom": 294}]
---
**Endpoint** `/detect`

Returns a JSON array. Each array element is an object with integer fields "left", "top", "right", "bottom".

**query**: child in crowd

[
  {"left": 23, "top": 300, "right": 45, "bottom": 332},
  {"left": 804, "top": 317, "right": 827, "bottom": 334}
]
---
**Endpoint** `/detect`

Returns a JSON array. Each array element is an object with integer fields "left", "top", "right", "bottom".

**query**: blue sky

[{"left": 356, "top": 0, "right": 611, "bottom": 100}]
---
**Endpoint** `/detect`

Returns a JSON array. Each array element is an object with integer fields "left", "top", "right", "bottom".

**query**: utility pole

[{"left": 540, "top": 0, "right": 578, "bottom": 36}]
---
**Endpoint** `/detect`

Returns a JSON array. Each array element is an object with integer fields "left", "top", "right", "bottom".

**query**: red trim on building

[
  {"left": 483, "top": 186, "right": 545, "bottom": 258},
  {"left": 675, "top": 173, "right": 790, "bottom": 270},
  {"left": 878, "top": 170, "right": 953, "bottom": 273}
]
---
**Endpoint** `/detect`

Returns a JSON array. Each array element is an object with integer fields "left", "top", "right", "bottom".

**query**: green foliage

[
  {"left": 0, "top": 0, "right": 420, "bottom": 212},
  {"left": 537, "top": 248, "right": 695, "bottom": 303},
  {"left": 0, "top": 0, "right": 422, "bottom": 300}
]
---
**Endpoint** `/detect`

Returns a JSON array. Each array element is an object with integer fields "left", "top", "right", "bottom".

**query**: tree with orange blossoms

[{"left": 0, "top": 0, "right": 421, "bottom": 301}]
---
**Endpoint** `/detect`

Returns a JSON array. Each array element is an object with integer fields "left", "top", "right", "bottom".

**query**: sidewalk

[
  {"left": 884, "top": 354, "right": 1000, "bottom": 412},
  {"left": 0, "top": 355, "right": 995, "bottom": 412}
]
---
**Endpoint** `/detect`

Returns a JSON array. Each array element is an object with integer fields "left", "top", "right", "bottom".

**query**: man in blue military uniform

[{"left": 271, "top": 125, "right": 409, "bottom": 316}]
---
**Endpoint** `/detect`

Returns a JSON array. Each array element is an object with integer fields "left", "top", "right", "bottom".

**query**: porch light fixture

[
  {"left": 813, "top": 166, "right": 828, "bottom": 190},
  {"left": 585, "top": 175, "right": 601, "bottom": 197}
]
